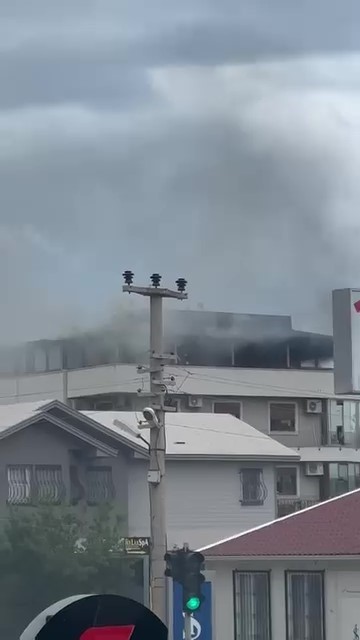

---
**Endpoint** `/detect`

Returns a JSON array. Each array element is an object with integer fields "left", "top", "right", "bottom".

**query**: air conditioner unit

[
  {"left": 305, "top": 462, "right": 324, "bottom": 476},
  {"left": 188, "top": 396, "right": 203, "bottom": 408},
  {"left": 305, "top": 399, "right": 322, "bottom": 414}
]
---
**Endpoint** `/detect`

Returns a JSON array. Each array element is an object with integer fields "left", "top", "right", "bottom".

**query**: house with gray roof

[{"left": 0, "top": 401, "right": 298, "bottom": 549}]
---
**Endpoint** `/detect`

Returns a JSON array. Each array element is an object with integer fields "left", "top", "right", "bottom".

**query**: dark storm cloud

[
  {"left": 1, "top": 0, "right": 360, "bottom": 65},
  {"left": 1, "top": 0, "right": 360, "bottom": 341}
]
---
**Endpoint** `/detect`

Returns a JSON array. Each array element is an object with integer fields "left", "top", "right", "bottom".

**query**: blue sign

[{"left": 173, "top": 581, "right": 212, "bottom": 640}]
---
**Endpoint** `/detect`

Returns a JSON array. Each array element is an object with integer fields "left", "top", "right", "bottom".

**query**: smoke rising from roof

[{"left": 1, "top": 3, "right": 360, "bottom": 344}]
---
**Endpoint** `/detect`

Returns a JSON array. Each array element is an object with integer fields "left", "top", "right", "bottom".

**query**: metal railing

[
  {"left": 7, "top": 465, "right": 65, "bottom": 505},
  {"left": 277, "top": 497, "right": 319, "bottom": 518}
]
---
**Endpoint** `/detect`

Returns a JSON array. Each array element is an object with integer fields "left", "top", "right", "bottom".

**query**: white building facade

[{"left": 1, "top": 363, "right": 360, "bottom": 517}]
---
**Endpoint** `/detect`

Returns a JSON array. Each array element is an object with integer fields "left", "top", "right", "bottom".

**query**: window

[
  {"left": 213, "top": 401, "right": 241, "bottom": 419},
  {"left": 329, "top": 462, "right": 354, "bottom": 496},
  {"left": 240, "top": 468, "right": 267, "bottom": 505},
  {"left": 328, "top": 400, "right": 357, "bottom": 446},
  {"left": 7, "top": 466, "right": 31, "bottom": 505},
  {"left": 35, "top": 466, "right": 64, "bottom": 504},
  {"left": 269, "top": 402, "right": 296, "bottom": 432},
  {"left": 86, "top": 467, "right": 115, "bottom": 505},
  {"left": 234, "top": 571, "right": 271, "bottom": 640},
  {"left": 286, "top": 572, "right": 324, "bottom": 640},
  {"left": 69, "top": 465, "right": 85, "bottom": 505},
  {"left": 7, "top": 465, "right": 64, "bottom": 505},
  {"left": 276, "top": 467, "right": 298, "bottom": 496}
]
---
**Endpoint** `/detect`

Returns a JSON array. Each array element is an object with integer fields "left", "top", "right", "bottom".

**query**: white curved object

[{"left": 20, "top": 594, "right": 93, "bottom": 640}]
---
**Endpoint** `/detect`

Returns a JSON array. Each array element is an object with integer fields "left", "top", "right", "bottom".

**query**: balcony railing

[{"left": 277, "top": 497, "right": 319, "bottom": 518}]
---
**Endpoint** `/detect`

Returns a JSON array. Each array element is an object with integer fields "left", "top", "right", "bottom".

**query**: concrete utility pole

[{"left": 122, "top": 271, "right": 188, "bottom": 624}]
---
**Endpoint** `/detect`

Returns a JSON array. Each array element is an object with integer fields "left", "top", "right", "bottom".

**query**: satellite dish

[{"left": 21, "top": 594, "right": 168, "bottom": 640}]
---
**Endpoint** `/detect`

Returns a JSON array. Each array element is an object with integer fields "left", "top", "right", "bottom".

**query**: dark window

[
  {"left": 329, "top": 462, "right": 350, "bottom": 496},
  {"left": 240, "top": 468, "right": 267, "bottom": 505},
  {"left": 234, "top": 571, "right": 271, "bottom": 640},
  {"left": 7, "top": 465, "right": 65, "bottom": 505},
  {"left": 69, "top": 465, "right": 85, "bottom": 505},
  {"left": 270, "top": 402, "right": 296, "bottom": 432},
  {"left": 355, "top": 464, "right": 360, "bottom": 489},
  {"left": 213, "top": 401, "right": 241, "bottom": 419},
  {"left": 86, "top": 467, "right": 115, "bottom": 505},
  {"left": 286, "top": 572, "right": 324, "bottom": 640},
  {"left": 276, "top": 467, "right": 298, "bottom": 496}
]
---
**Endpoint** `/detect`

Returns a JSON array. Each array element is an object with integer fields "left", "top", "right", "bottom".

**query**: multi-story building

[{"left": 0, "top": 309, "right": 357, "bottom": 517}]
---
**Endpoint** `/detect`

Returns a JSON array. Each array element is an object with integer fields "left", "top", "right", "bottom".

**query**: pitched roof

[
  {"left": 83, "top": 411, "right": 299, "bottom": 461},
  {"left": 0, "top": 399, "right": 123, "bottom": 456},
  {"left": 0, "top": 400, "right": 52, "bottom": 432},
  {"left": 200, "top": 489, "right": 360, "bottom": 557}
]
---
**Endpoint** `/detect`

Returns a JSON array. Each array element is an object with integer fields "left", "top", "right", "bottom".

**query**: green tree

[{"left": 0, "top": 505, "right": 137, "bottom": 639}]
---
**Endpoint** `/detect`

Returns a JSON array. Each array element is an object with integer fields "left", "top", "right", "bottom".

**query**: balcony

[{"left": 277, "top": 497, "right": 319, "bottom": 518}]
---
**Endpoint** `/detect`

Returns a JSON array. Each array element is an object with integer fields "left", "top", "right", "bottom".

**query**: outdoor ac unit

[
  {"left": 305, "top": 462, "right": 324, "bottom": 476},
  {"left": 188, "top": 396, "right": 203, "bottom": 408},
  {"left": 305, "top": 399, "right": 322, "bottom": 414}
]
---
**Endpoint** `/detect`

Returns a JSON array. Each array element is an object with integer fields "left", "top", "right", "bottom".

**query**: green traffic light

[{"left": 186, "top": 596, "right": 201, "bottom": 611}]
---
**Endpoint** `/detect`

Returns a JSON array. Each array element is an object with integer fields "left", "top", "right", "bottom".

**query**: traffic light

[
  {"left": 164, "top": 550, "right": 183, "bottom": 582},
  {"left": 164, "top": 549, "right": 205, "bottom": 613},
  {"left": 182, "top": 551, "right": 205, "bottom": 613}
]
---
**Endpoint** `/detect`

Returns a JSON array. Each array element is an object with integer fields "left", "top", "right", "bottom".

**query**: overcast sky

[{"left": 1, "top": 0, "right": 360, "bottom": 342}]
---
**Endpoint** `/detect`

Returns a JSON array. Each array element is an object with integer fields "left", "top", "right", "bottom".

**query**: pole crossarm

[{"left": 122, "top": 284, "right": 187, "bottom": 300}]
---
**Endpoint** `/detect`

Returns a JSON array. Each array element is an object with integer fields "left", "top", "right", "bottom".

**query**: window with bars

[
  {"left": 7, "top": 465, "right": 65, "bottom": 505},
  {"left": 35, "top": 466, "right": 64, "bottom": 504},
  {"left": 233, "top": 571, "right": 271, "bottom": 640},
  {"left": 7, "top": 466, "right": 32, "bottom": 505},
  {"left": 240, "top": 468, "right": 267, "bottom": 505},
  {"left": 85, "top": 466, "right": 115, "bottom": 505},
  {"left": 286, "top": 572, "right": 325, "bottom": 640}
]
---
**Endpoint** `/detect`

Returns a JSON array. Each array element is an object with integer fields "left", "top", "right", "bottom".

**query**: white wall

[
  {"left": 206, "top": 558, "right": 360, "bottom": 640},
  {"left": 128, "top": 460, "right": 276, "bottom": 549}
]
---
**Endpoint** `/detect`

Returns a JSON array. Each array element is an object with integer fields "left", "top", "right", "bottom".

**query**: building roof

[
  {"left": 0, "top": 399, "right": 52, "bottom": 432},
  {"left": 200, "top": 489, "right": 360, "bottom": 557},
  {"left": 83, "top": 411, "right": 299, "bottom": 461},
  {"left": 0, "top": 399, "right": 132, "bottom": 457},
  {"left": 298, "top": 446, "right": 360, "bottom": 464}
]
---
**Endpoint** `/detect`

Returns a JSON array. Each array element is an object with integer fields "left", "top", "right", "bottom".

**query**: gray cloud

[{"left": 1, "top": 2, "right": 360, "bottom": 342}]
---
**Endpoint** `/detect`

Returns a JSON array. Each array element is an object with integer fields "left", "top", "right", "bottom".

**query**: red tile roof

[{"left": 200, "top": 489, "right": 360, "bottom": 557}]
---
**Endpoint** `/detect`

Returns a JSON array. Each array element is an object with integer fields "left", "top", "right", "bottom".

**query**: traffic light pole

[
  {"left": 184, "top": 612, "right": 192, "bottom": 640},
  {"left": 122, "top": 272, "right": 188, "bottom": 624}
]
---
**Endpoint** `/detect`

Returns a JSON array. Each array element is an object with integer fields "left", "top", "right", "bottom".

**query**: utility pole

[{"left": 122, "top": 271, "right": 188, "bottom": 624}]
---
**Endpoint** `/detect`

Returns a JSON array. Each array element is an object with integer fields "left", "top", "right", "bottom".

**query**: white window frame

[
  {"left": 276, "top": 465, "right": 300, "bottom": 498},
  {"left": 268, "top": 401, "right": 298, "bottom": 434},
  {"left": 212, "top": 400, "right": 242, "bottom": 419}
]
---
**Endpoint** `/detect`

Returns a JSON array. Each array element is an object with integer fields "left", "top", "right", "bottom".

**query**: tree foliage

[{"left": 0, "top": 505, "right": 137, "bottom": 638}]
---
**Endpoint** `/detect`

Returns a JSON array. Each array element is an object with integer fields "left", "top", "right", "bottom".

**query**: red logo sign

[
  {"left": 354, "top": 300, "right": 360, "bottom": 313},
  {"left": 80, "top": 626, "right": 135, "bottom": 640}
]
